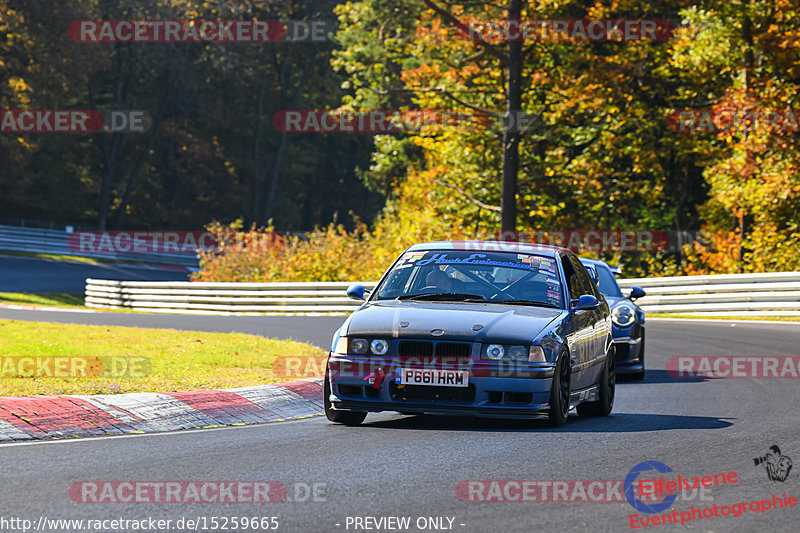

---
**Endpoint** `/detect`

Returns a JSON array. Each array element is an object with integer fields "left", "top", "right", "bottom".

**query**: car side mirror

[
  {"left": 628, "top": 286, "right": 646, "bottom": 300},
  {"left": 346, "top": 284, "right": 368, "bottom": 301},
  {"left": 571, "top": 294, "right": 599, "bottom": 311}
]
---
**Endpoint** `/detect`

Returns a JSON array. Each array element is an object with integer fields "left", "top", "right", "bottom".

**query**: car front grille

[
  {"left": 389, "top": 382, "right": 476, "bottom": 403},
  {"left": 398, "top": 340, "right": 433, "bottom": 358},
  {"left": 397, "top": 340, "right": 472, "bottom": 364},
  {"left": 434, "top": 342, "right": 471, "bottom": 358}
]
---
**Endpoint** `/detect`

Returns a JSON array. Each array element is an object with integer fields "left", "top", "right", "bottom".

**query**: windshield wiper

[
  {"left": 495, "top": 299, "right": 560, "bottom": 309},
  {"left": 397, "top": 292, "right": 487, "bottom": 301}
]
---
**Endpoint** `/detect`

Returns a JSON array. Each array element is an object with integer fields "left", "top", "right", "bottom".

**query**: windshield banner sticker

[{"left": 414, "top": 252, "right": 542, "bottom": 270}]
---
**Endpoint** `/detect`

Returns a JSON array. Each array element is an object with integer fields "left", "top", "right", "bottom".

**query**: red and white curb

[{"left": 0, "top": 378, "right": 323, "bottom": 441}]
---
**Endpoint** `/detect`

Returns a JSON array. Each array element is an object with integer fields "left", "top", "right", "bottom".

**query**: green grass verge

[
  {"left": 0, "top": 292, "right": 140, "bottom": 313},
  {"left": 0, "top": 249, "right": 187, "bottom": 267},
  {"left": 0, "top": 250, "right": 110, "bottom": 264},
  {"left": 0, "top": 292, "right": 86, "bottom": 308},
  {"left": 648, "top": 313, "right": 800, "bottom": 322},
  {"left": 0, "top": 320, "right": 326, "bottom": 396}
]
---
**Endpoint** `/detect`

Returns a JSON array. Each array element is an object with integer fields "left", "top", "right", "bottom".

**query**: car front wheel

[
  {"left": 324, "top": 367, "right": 367, "bottom": 426},
  {"left": 548, "top": 351, "right": 571, "bottom": 427}
]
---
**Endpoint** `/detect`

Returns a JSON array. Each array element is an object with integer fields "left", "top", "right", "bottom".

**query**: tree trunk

[{"left": 501, "top": 0, "right": 523, "bottom": 232}]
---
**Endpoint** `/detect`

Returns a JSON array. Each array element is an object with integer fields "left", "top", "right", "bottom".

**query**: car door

[
  {"left": 569, "top": 254, "right": 608, "bottom": 386},
  {"left": 559, "top": 253, "right": 595, "bottom": 391}
]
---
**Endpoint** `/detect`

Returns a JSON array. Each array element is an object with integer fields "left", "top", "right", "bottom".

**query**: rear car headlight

[
  {"left": 612, "top": 304, "right": 636, "bottom": 327},
  {"left": 370, "top": 339, "right": 389, "bottom": 355},
  {"left": 485, "top": 344, "right": 505, "bottom": 360},
  {"left": 351, "top": 338, "right": 369, "bottom": 354}
]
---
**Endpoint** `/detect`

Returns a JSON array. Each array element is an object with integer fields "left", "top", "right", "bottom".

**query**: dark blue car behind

[{"left": 580, "top": 258, "right": 646, "bottom": 380}]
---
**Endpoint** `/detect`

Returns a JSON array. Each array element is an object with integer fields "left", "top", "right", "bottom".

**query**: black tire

[
  {"left": 630, "top": 329, "right": 645, "bottom": 381},
  {"left": 577, "top": 352, "right": 615, "bottom": 417},
  {"left": 324, "top": 368, "right": 367, "bottom": 426},
  {"left": 548, "top": 351, "right": 571, "bottom": 427}
]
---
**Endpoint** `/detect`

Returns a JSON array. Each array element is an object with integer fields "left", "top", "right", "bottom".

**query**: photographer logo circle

[{"left": 624, "top": 460, "right": 677, "bottom": 514}]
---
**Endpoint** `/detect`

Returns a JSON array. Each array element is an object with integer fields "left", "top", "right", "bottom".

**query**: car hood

[{"left": 344, "top": 300, "right": 563, "bottom": 344}]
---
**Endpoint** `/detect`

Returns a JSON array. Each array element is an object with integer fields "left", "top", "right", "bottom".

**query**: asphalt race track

[
  {"left": 1, "top": 316, "right": 799, "bottom": 533},
  {"left": 0, "top": 255, "right": 190, "bottom": 292}
]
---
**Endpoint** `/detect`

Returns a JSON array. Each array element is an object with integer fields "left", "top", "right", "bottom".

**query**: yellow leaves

[
  {"left": 8, "top": 76, "right": 32, "bottom": 103},
  {"left": 8, "top": 76, "right": 29, "bottom": 92}
]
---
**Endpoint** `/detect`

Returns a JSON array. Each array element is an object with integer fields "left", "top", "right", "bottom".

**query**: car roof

[
  {"left": 579, "top": 257, "right": 622, "bottom": 275},
  {"left": 406, "top": 241, "right": 563, "bottom": 258},
  {"left": 579, "top": 257, "right": 606, "bottom": 267}
]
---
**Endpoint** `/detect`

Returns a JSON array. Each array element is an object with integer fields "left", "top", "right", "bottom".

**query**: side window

[
  {"left": 559, "top": 254, "right": 581, "bottom": 300},
  {"left": 569, "top": 255, "right": 599, "bottom": 298}
]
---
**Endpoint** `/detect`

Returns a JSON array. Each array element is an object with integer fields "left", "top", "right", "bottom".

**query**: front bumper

[
  {"left": 612, "top": 335, "right": 643, "bottom": 374},
  {"left": 327, "top": 355, "right": 556, "bottom": 419}
]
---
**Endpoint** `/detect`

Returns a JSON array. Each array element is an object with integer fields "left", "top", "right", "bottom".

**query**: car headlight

[
  {"left": 370, "top": 339, "right": 389, "bottom": 355},
  {"left": 612, "top": 304, "right": 636, "bottom": 327},
  {"left": 485, "top": 344, "right": 505, "bottom": 360},
  {"left": 507, "top": 346, "right": 528, "bottom": 361},
  {"left": 333, "top": 336, "right": 348, "bottom": 355},
  {"left": 482, "top": 344, "right": 534, "bottom": 361},
  {"left": 351, "top": 338, "right": 369, "bottom": 354}
]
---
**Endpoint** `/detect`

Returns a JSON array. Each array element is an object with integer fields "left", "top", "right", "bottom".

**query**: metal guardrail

[
  {"left": 85, "top": 273, "right": 800, "bottom": 316},
  {"left": 618, "top": 272, "right": 800, "bottom": 316},
  {"left": 0, "top": 225, "right": 200, "bottom": 267},
  {"left": 85, "top": 279, "right": 377, "bottom": 315}
]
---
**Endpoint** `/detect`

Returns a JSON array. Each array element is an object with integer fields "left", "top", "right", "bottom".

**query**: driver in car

[
  {"left": 515, "top": 277, "right": 550, "bottom": 302},
  {"left": 426, "top": 269, "right": 457, "bottom": 292}
]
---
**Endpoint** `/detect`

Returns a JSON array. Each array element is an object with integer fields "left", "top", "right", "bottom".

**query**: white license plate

[{"left": 396, "top": 368, "right": 469, "bottom": 387}]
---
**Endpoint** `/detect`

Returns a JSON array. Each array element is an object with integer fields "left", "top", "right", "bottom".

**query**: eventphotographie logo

[{"left": 753, "top": 445, "right": 793, "bottom": 482}]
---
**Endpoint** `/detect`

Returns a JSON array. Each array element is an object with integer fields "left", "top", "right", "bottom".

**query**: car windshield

[
  {"left": 595, "top": 264, "right": 623, "bottom": 298},
  {"left": 373, "top": 249, "right": 563, "bottom": 308}
]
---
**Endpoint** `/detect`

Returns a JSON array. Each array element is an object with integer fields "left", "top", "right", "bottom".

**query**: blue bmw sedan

[
  {"left": 324, "top": 241, "right": 616, "bottom": 426},
  {"left": 579, "top": 258, "right": 646, "bottom": 380}
]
